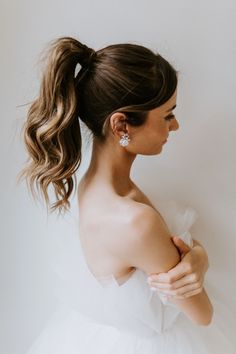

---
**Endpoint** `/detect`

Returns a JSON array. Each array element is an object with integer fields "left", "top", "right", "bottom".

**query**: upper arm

[
  {"left": 123, "top": 204, "right": 181, "bottom": 276},
  {"left": 120, "top": 204, "right": 213, "bottom": 326}
]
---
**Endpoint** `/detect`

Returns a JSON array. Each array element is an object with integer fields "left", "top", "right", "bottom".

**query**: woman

[{"left": 20, "top": 37, "right": 234, "bottom": 353}]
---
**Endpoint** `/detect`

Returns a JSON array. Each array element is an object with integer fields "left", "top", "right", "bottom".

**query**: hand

[{"left": 147, "top": 236, "right": 209, "bottom": 299}]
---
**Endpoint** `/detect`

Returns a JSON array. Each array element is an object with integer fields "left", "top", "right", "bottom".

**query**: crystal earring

[{"left": 119, "top": 133, "right": 130, "bottom": 147}]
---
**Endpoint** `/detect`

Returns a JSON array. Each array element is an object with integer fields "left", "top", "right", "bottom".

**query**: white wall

[{"left": 1, "top": 0, "right": 236, "bottom": 353}]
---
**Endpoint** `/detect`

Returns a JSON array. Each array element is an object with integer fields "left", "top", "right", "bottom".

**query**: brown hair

[{"left": 18, "top": 36, "right": 178, "bottom": 214}]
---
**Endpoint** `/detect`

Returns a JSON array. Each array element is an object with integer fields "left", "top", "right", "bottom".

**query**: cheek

[
  {"left": 132, "top": 121, "right": 166, "bottom": 145},
  {"left": 158, "top": 126, "right": 169, "bottom": 141},
  {"left": 149, "top": 125, "right": 166, "bottom": 141},
  {"left": 138, "top": 130, "right": 163, "bottom": 150}
]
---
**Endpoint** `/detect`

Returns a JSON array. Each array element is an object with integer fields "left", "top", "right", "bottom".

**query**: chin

[
  {"left": 151, "top": 144, "right": 163, "bottom": 155},
  {"left": 138, "top": 146, "right": 163, "bottom": 156}
]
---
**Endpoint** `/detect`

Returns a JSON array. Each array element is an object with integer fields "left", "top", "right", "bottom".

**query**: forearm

[{"left": 170, "top": 287, "right": 214, "bottom": 326}]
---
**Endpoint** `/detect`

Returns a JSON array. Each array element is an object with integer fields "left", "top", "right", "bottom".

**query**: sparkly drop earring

[{"left": 119, "top": 133, "right": 130, "bottom": 147}]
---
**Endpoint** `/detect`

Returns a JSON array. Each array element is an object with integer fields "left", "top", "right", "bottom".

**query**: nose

[{"left": 169, "top": 117, "right": 179, "bottom": 131}]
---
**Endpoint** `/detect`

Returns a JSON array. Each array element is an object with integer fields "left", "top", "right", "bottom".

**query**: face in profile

[{"left": 127, "top": 88, "right": 179, "bottom": 156}]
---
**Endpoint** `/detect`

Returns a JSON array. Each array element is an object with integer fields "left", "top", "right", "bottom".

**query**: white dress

[{"left": 25, "top": 201, "right": 236, "bottom": 353}]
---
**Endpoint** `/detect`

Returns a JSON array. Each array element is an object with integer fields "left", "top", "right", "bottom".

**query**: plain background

[{"left": 1, "top": 0, "right": 236, "bottom": 353}]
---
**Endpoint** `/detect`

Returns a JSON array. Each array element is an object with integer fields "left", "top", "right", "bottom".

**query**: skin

[
  {"left": 78, "top": 87, "right": 209, "bottom": 299},
  {"left": 148, "top": 237, "right": 209, "bottom": 299}
]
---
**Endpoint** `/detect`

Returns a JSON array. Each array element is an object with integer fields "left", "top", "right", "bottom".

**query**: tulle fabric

[{"left": 25, "top": 201, "right": 236, "bottom": 354}]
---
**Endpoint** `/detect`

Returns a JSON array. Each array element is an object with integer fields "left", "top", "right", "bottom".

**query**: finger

[
  {"left": 157, "top": 261, "right": 191, "bottom": 283},
  {"left": 149, "top": 272, "right": 182, "bottom": 283},
  {"left": 151, "top": 274, "right": 202, "bottom": 290},
  {"left": 172, "top": 236, "right": 191, "bottom": 254},
  {"left": 168, "top": 288, "right": 203, "bottom": 299},
  {"left": 157, "top": 282, "right": 202, "bottom": 297},
  {"left": 148, "top": 268, "right": 186, "bottom": 284},
  {"left": 147, "top": 252, "right": 195, "bottom": 284},
  {"left": 157, "top": 284, "right": 200, "bottom": 296}
]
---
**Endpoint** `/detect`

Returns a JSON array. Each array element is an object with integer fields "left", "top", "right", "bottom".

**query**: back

[
  {"left": 78, "top": 183, "right": 150, "bottom": 281},
  {"left": 77, "top": 176, "right": 173, "bottom": 281}
]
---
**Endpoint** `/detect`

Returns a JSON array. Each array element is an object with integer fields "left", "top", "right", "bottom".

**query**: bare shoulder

[
  {"left": 128, "top": 202, "right": 170, "bottom": 237},
  {"left": 116, "top": 199, "right": 169, "bottom": 243},
  {"left": 78, "top": 180, "right": 180, "bottom": 277},
  {"left": 112, "top": 200, "right": 181, "bottom": 276}
]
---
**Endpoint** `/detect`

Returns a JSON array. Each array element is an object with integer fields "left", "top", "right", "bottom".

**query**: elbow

[
  {"left": 198, "top": 316, "right": 213, "bottom": 327},
  {"left": 195, "top": 305, "right": 214, "bottom": 327}
]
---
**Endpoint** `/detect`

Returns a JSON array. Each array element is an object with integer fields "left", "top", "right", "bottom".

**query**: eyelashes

[{"left": 164, "top": 114, "right": 175, "bottom": 121}]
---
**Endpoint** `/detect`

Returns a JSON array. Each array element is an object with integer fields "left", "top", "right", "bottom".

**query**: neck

[{"left": 84, "top": 136, "right": 137, "bottom": 195}]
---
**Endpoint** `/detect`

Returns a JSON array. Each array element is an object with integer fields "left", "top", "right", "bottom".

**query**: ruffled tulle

[{"left": 25, "top": 200, "right": 236, "bottom": 354}]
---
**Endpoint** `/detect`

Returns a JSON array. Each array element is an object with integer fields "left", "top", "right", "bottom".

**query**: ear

[{"left": 109, "top": 112, "right": 129, "bottom": 138}]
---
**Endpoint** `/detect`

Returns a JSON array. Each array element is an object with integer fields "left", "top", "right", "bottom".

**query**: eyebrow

[{"left": 166, "top": 104, "right": 176, "bottom": 112}]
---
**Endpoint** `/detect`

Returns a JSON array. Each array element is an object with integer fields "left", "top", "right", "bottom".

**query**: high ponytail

[
  {"left": 19, "top": 37, "right": 94, "bottom": 214},
  {"left": 19, "top": 36, "right": 178, "bottom": 214}
]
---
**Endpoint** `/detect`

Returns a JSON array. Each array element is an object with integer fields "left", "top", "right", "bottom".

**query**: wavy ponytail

[
  {"left": 19, "top": 36, "right": 178, "bottom": 214},
  {"left": 19, "top": 37, "right": 94, "bottom": 214}
]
